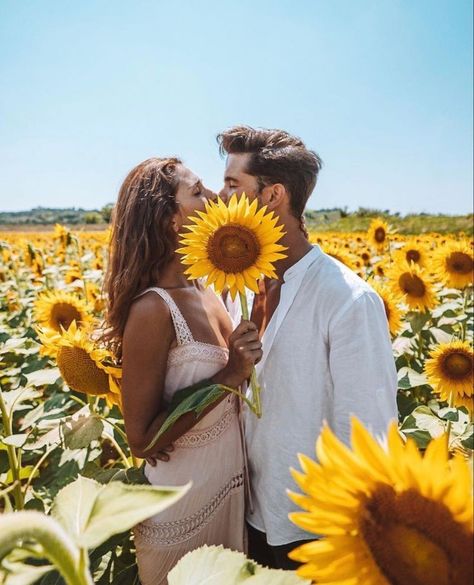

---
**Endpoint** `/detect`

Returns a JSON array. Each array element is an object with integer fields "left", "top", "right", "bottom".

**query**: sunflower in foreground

[
  {"left": 38, "top": 321, "right": 121, "bottom": 409},
  {"left": 388, "top": 261, "right": 438, "bottom": 311},
  {"left": 367, "top": 218, "right": 391, "bottom": 251},
  {"left": 425, "top": 341, "right": 473, "bottom": 413},
  {"left": 432, "top": 241, "right": 473, "bottom": 289},
  {"left": 34, "top": 290, "right": 92, "bottom": 333},
  {"left": 177, "top": 194, "right": 287, "bottom": 300},
  {"left": 288, "top": 418, "right": 473, "bottom": 585},
  {"left": 370, "top": 281, "right": 404, "bottom": 337}
]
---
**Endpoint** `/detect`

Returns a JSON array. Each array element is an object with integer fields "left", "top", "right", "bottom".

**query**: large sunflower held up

[
  {"left": 177, "top": 194, "right": 287, "bottom": 300},
  {"left": 34, "top": 290, "right": 92, "bottom": 333},
  {"left": 425, "top": 340, "right": 473, "bottom": 413},
  {"left": 288, "top": 418, "right": 473, "bottom": 585}
]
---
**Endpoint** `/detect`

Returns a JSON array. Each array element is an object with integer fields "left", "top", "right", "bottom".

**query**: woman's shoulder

[{"left": 127, "top": 289, "right": 173, "bottom": 331}]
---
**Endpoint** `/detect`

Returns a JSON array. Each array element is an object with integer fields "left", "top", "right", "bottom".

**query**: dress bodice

[{"left": 134, "top": 287, "right": 229, "bottom": 404}]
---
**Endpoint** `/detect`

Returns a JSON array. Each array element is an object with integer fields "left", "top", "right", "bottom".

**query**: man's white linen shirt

[{"left": 243, "top": 245, "right": 398, "bottom": 545}]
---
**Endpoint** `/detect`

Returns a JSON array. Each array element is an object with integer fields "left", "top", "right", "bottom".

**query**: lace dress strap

[{"left": 135, "top": 287, "right": 194, "bottom": 345}]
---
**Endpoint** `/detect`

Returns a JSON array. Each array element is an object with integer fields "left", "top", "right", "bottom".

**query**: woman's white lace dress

[{"left": 132, "top": 287, "right": 246, "bottom": 585}]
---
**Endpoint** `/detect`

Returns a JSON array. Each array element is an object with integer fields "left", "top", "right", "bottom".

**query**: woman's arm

[{"left": 121, "top": 293, "right": 261, "bottom": 459}]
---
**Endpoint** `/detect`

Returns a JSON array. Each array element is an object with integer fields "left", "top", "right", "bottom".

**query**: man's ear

[{"left": 263, "top": 183, "right": 287, "bottom": 211}]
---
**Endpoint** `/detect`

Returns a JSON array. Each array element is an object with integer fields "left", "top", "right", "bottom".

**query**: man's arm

[{"left": 328, "top": 291, "right": 398, "bottom": 446}]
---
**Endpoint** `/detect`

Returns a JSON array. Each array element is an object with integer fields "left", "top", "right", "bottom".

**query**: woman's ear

[{"left": 171, "top": 215, "right": 180, "bottom": 233}]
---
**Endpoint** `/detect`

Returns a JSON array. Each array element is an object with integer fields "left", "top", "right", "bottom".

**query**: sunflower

[
  {"left": 425, "top": 341, "right": 473, "bottom": 413},
  {"left": 360, "top": 248, "right": 372, "bottom": 266},
  {"left": 288, "top": 418, "right": 473, "bottom": 585},
  {"left": 38, "top": 321, "right": 121, "bottom": 407},
  {"left": 388, "top": 261, "right": 438, "bottom": 311},
  {"left": 321, "top": 244, "right": 357, "bottom": 272},
  {"left": 432, "top": 241, "right": 473, "bottom": 289},
  {"left": 53, "top": 223, "right": 73, "bottom": 249},
  {"left": 64, "top": 266, "right": 82, "bottom": 284},
  {"left": 394, "top": 239, "right": 429, "bottom": 268},
  {"left": 371, "top": 281, "right": 404, "bottom": 337},
  {"left": 34, "top": 290, "right": 92, "bottom": 332},
  {"left": 177, "top": 194, "right": 287, "bottom": 300},
  {"left": 368, "top": 218, "right": 391, "bottom": 251}
]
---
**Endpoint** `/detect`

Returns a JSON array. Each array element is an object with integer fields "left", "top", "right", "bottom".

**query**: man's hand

[{"left": 144, "top": 443, "right": 174, "bottom": 466}]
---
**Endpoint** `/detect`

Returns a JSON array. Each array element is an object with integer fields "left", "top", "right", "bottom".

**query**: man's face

[{"left": 219, "top": 153, "right": 261, "bottom": 203}]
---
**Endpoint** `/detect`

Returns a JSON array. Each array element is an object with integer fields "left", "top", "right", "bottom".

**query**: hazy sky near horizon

[{"left": 0, "top": 0, "right": 472, "bottom": 214}]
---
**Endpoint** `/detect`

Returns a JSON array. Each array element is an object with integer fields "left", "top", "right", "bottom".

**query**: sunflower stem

[
  {"left": 102, "top": 431, "right": 131, "bottom": 469},
  {"left": 87, "top": 394, "right": 96, "bottom": 413},
  {"left": 73, "top": 235, "right": 89, "bottom": 304},
  {"left": 239, "top": 291, "right": 262, "bottom": 418},
  {"left": 23, "top": 444, "right": 57, "bottom": 498},
  {"left": 0, "top": 386, "right": 24, "bottom": 510},
  {"left": 446, "top": 391, "right": 454, "bottom": 448}
]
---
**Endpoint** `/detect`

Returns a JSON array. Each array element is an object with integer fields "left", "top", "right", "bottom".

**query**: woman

[{"left": 102, "top": 157, "right": 261, "bottom": 585}]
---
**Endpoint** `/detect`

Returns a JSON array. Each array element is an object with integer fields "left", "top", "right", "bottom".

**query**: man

[{"left": 217, "top": 125, "right": 398, "bottom": 570}]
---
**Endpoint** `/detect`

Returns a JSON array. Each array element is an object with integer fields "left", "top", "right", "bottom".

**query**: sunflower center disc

[
  {"left": 57, "top": 346, "right": 110, "bottom": 395},
  {"left": 207, "top": 224, "right": 260, "bottom": 273},
  {"left": 442, "top": 351, "right": 473, "bottom": 379},
  {"left": 447, "top": 252, "right": 473, "bottom": 275},
  {"left": 360, "top": 485, "right": 473, "bottom": 585},
  {"left": 399, "top": 273, "right": 426, "bottom": 297},
  {"left": 406, "top": 249, "right": 421, "bottom": 263},
  {"left": 51, "top": 303, "right": 83, "bottom": 331},
  {"left": 375, "top": 227, "right": 386, "bottom": 243}
]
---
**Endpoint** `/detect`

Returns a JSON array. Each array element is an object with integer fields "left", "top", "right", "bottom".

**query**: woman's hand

[{"left": 218, "top": 320, "right": 262, "bottom": 388}]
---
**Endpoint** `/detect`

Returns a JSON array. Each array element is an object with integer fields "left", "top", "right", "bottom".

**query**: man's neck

[{"left": 274, "top": 231, "right": 313, "bottom": 281}]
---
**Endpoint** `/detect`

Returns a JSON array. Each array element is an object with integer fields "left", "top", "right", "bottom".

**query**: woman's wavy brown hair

[{"left": 102, "top": 157, "right": 181, "bottom": 359}]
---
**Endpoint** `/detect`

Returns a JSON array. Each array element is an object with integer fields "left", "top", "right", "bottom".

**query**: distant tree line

[
  {"left": 0, "top": 205, "right": 470, "bottom": 230},
  {"left": 0, "top": 204, "right": 114, "bottom": 225}
]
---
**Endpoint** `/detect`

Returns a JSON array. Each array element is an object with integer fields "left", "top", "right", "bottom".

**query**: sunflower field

[{"left": 0, "top": 220, "right": 473, "bottom": 584}]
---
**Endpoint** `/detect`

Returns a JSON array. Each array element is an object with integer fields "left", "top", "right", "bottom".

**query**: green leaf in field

[
  {"left": 397, "top": 372, "right": 411, "bottom": 390},
  {"left": 400, "top": 429, "right": 433, "bottom": 450},
  {"left": 400, "top": 405, "right": 446, "bottom": 443},
  {"left": 25, "top": 368, "right": 61, "bottom": 388},
  {"left": 460, "top": 424, "right": 474, "bottom": 450},
  {"left": 1, "top": 434, "right": 28, "bottom": 448},
  {"left": 397, "top": 367, "right": 428, "bottom": 389},
  {"left": 168, "top": 544, "right": 310, "bottom": 584},
  {"left": 62, "top": 414, "right": 103, "bottom": 450},
  {"left": 52, "top": 475, "right": 189, "bottom": 549},
  {"left": 396, "top": 392, "right": 418, "bottom": 419},
  {"left": 1, "top": 387, "right": 42, "bottom": 416},
  {"left": 0, "top": 561, "right": 53, "bottom": 585},
  {"left": 437, "top": 408, "right": 459, "bottom": 422},
  {"left": 144, "top": 382, "right": 227, "bottom": 452},
  {"left": 5, "top": 465, "right": 39, "bottom": 483},
  {"left": 407, "top": 311, "right": 431, "bottom": 334}
]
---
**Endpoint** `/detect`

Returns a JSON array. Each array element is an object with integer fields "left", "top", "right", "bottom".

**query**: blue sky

[{"left": 0, "top": 0, "right": 472, "bottom": 214}]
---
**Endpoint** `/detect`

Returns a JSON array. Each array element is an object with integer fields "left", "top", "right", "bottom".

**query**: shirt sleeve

[{"left": 328, "top": 290, "right": 398, "bottom": 446}]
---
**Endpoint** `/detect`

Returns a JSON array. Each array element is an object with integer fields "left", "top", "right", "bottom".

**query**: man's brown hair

[{"left": 217, "top": 125, "right": 322, "bottom": 218}]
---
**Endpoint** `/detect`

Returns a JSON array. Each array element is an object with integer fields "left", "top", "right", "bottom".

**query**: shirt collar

[{"left": 283, "top": 245, "right": 321, "bottom": 282}]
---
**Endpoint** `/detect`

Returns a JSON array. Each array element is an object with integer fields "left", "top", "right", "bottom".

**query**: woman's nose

[{"left": 206, "top": 189, "right": 218, "bottom": 202}]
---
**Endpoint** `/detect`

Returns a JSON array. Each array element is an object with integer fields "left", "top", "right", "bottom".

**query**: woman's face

[{"left": 172, "top": 165, "right": 215, "bottom": 231}]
